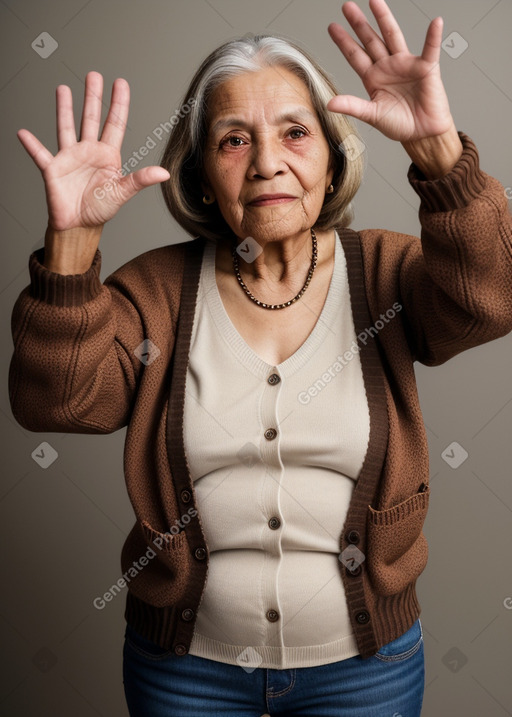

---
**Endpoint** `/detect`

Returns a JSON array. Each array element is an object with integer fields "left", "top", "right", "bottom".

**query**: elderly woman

[{"left": 9, "top": 0, "right": 512, "bottom": 715}]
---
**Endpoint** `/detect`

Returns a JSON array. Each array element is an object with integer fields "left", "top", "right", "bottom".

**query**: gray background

[{"left": 2, "top": 0, "right": 511, "bottom": 715}]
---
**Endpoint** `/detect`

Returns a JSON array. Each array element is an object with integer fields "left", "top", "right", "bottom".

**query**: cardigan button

[
  {"left": 268, "top": 373, "right": 281, "bottom": 385},
  {"left": 268, "top": 517, "right": 281, "bottom": 530},
  {"left": 181, "top": 608, "right": 195, "bottom": 621},
  {"left": 194, "top": 547, "right": 207, "bottom": 560},
  {"left": 266, "top": 609, "right": 279, "bottom": 622},
  {"left": 355, "top": 610, "right": 370, "bottom": 624},
  {"left": 346, "top": 530, "right": 360, "bottom": 544},
  {"left": 264, "top": 428, "right": 277, "bottom": 440},
  {"left": 181, "top": 489, "right": 192, "bottom": 503},
  {"left": 346, "top": 564, "right": 362, "bottom": 577},
  {"left": 418, "top": 482, "right": 428, "bottom": 493},
  {"left": 174, "top": 644, "right": 188, "bottom": 655}
]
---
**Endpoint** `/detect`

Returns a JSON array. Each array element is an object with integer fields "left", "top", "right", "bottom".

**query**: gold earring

[
  {"left": 203, "top": 194, "right": 216, "bottom": 205},
  {"left": 326, "top": 184, "right": 334, "bottom": 194}
]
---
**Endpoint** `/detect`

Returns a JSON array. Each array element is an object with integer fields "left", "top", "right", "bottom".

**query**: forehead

[{"left": 207, "top": 65, "right": 316, "bottom": 127}]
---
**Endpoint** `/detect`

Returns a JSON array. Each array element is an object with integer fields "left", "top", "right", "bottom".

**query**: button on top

[
  {"left": 266, "top": 609, "right": 279, "bottom": 622},
  {"left": 194, "top": 547, "right": 207, "bottom": 560},
  {"left": 181, "top": 608, "right": 195, "bottom": 621},
  {"left": 346, "top": 530, "right": 360, "bottom": 544},
  {"left": 181, "top": 489, "right": 191, "bottom": 503},
  {"left": 264, "top": 428, "right": 277, "bottom": 440},
  {"left": 268, "top": 517, "right": 281, "bottom": 530},
  {"left": 268, "top": 373, "right": 281, "bottom": 385}
]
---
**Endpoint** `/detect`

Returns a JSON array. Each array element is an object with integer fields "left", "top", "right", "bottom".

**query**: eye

[
  {"left": 219, "top": 135, "right": 245, "bottom": 148},
  {"left": 219, "top": 126, "right": 308, "bottom": 148},
  {"left": 288, "top": 127, "right": 307, "bottom": 139}
]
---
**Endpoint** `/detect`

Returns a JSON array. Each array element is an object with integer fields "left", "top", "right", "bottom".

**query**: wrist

[
  {"left": 43, "top": 224, "right": 103, "bottom": 275},
  {"left": 402, "top": 124, "right": 463, "bottom": 180}
]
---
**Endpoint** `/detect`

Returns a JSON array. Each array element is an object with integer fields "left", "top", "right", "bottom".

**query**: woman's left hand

[{"left": 326, "top": 0, "right": 454, "bottom": 143}]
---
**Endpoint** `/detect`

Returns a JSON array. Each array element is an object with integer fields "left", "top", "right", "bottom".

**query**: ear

[
  {"left": 200, "top": 174, "right": 215, "bottom": 202},
  {"left": 326, "top": 160, "right": 335, "bottom": 190},
  {"left": 328, "top": 152, "right": 336, "bottom": 182}
]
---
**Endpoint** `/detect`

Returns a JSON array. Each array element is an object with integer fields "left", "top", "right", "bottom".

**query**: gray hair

[{"left": 159, "top": 33, "right": 366, "bottom": 242}]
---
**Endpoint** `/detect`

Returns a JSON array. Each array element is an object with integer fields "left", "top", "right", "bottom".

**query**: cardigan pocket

[
  {"left": 120, "top": 520, "right": 192, "bottom": 608},
  {"left": 366, "top": 485, "right": 430, "bottom": 596}
]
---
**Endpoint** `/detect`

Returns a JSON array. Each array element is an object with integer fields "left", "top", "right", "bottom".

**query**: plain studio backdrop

[{"left": 1, "top": 1, "right": 511, "bottom": 715}]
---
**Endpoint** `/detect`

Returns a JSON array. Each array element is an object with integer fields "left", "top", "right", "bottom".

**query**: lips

[{"left": 248, "top": 193, "right": 296, "bottom": 205}]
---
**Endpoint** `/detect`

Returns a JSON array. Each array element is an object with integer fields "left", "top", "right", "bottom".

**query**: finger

[
  {"left": 421, "top": 16, "right": 443, "bottom": 64},
  {"left": 328, "top": 23, "right": 373, "bottom": 79},
  {"left": 99, "top": 78, "right": 130, "bottom": 151},
  {"left": 79, "top": 71, "right": 104, "bottom": 142},
  {"left": 117, "top": 166, "right": 171, "bottom": 203},
  {"left": 368, "top": 0, "right": 410, "bottom": 54},
  {"left": 340, "top": 1, "right": 390, "bottom": 62},
  {"left": 56, "top": 84, "right": 77, "bottom": 149},
  {"left": 17, "top": 128, "right": 54, "bottom": 172},
  {"left": 326, "top": 94, "right": 377, "bottom": 126}
]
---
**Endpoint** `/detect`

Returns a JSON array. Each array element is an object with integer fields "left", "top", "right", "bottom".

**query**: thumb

[
  {"left": 118, "top": 166, "right": 170, "bottom": 202},
  {"left": 327, "top": 95, "right": 376, "bottom": 126}
]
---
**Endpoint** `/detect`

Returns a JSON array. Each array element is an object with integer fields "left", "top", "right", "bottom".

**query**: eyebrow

[{"left": 210, "top": 107, "right": 318, "bottom": 134}]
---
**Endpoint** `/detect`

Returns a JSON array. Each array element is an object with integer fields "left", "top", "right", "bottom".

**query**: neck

[{"left": 226, "top": 228, "right": 333, "bottom": 286}]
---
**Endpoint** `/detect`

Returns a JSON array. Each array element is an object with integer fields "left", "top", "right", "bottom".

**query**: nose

[{"left": 248, "top": 133, "right": 287, "bottom": 180}]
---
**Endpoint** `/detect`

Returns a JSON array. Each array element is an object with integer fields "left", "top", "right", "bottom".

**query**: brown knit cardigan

[{"left": 8, "top": 131, "right": 512, "bottom": 658}]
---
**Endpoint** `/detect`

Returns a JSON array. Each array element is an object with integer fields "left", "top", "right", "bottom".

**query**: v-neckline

[{"left": 199, "top": 230, "right": 344, "bottom": 378}]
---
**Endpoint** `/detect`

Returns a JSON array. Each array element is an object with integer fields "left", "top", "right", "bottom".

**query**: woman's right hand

[{"left": 17, "top": 71, "right": 170, "bottom": 232}]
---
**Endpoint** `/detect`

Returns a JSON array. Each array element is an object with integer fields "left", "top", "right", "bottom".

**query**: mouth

[{"left": 248, "top": 194, "right": 297, "bottom": 206}]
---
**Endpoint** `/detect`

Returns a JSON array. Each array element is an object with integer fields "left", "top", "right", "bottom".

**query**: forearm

[
  {"left": 401, "top": 131, "right": 512, "bottom": 364},
  {"left": 401, "top": 123, "right": 463, "bottom": 180},
  {"left": 9, "top": 247, "right": 140, "bottom": 433}
]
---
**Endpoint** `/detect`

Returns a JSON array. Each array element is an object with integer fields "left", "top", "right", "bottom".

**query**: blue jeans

[{"left": 123, "top": 617, "right": 425, "bottom": 716}]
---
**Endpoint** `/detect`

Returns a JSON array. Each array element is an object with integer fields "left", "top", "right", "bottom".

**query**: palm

[
  {"left": 42, "top": 140, "right": 126, "bottom": 230},
  {"left": 355, "top": 54, "right": 451, "bottom": 141},
  {"left": 17, "top": 71, "right": 170, "bottom": 232},
  {"left": 327, "top": 0, "right": 454, "bottom": 142}
]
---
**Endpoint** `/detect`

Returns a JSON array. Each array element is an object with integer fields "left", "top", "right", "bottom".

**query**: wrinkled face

[{"left": 201, "top": 65, "right": 334, "bottom": 243}]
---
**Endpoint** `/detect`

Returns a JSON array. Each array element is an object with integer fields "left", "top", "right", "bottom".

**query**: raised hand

[
  {"left": 17, "top": 71, "right": 170, "bottom": 232},
  {"left": 326, "top": 0, "right": 454, "bottom": 143}
]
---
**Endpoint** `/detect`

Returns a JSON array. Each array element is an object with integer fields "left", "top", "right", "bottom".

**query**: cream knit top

[{"left": 183, "top": 230, "right": 370, "bottom": 668}]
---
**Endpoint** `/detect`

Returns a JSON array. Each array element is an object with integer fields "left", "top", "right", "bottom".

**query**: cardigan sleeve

[
  {"left": 368, "top": 130, "right": 512, "bottom": 366},
  {"left": 8, "top": 246, "right": 149, "bottom": 433}
]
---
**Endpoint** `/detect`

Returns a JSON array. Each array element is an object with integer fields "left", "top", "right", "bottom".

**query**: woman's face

[{"left": 201, "top": 65, "right": 335, "bottom": 244}]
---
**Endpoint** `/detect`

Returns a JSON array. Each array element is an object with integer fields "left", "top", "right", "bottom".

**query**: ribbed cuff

[
  {"left": 28, "top": 247, "right": 103, "bottom": 307},
  {"left": 407, "top": 131, "right": 487, "bottom": 213}
]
